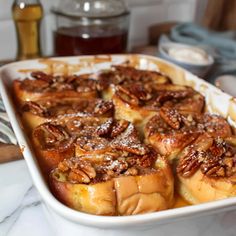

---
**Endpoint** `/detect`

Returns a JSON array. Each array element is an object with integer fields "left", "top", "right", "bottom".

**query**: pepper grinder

[{"left": 12, "top": 0, "right": 43, "bottom": 60}]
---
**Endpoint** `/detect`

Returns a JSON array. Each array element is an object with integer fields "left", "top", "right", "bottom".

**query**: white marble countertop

[{"left": 1, "top": 160, "right": 236, "bottom": 236}]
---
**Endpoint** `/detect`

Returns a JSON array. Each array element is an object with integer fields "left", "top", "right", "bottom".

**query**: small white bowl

[{"left": 158, "top": 42, "right": 214, "bottom": 78}]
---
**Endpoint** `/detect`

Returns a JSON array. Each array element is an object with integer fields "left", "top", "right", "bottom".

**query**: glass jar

[{"left": 52, "top": 0, "right": 130, "bottom": 56}]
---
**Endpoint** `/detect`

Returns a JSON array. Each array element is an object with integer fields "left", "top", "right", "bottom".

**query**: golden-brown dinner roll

[
  {"left": 32, "top": 117, "right": 135, "bottom": 175},
  {"left": 21, "top": 98, "right": 114, "bottom": 131},
  {"left": 145, "top": 108, "right": 232, "bottom": 160},
  {"left": 113, "top": 83, "right": 204, "bottom": 132},
  {"left": 13, "top": 71, "right": 98, "bottom": 105},
  {"left": 50, "top": 148, "right": 174, "bottom": 216},
  {"left": 97, "top": 65, "right": 172, "bottom": 100},
  {"left": 176, "top": 134, "right": 236, "bottom": 204},
  {"left": 32, "top": 123, "right": 75, "bottom": 176}
]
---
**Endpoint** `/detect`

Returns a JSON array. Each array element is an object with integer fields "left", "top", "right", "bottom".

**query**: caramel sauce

[
  {"left": 19, "top": 68, "right": 43, "bottom": 74},
  {"left": 19, "top": 57, "right": 114, "bottom": 75},
  {"left": 173, "top": 194, "right": 191, "bottom": 208}
]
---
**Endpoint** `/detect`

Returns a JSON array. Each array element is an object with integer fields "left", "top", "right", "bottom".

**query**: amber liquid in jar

[
  {"left": 12, "top": 3, "right": 43, "bottom": 60},
  {"left": 54, "top": 26, "right": 128, "bottom": 56}
]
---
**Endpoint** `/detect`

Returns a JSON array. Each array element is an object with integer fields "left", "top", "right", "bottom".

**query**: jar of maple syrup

[{"left": 52, "top": 0, "right": 130, "bottom": 56}]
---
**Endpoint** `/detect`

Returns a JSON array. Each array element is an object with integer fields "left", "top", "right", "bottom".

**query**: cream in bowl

[
  {"left": 168, "top": 47, "right": 211, "bottom": 65},
  {"left": 159, "top": 42, "right": 214, "bottom": 78}
]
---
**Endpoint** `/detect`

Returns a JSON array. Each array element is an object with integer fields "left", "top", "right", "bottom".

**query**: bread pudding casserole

[{"left": 13, "top": 63, "right": 236, "bottom": 216}]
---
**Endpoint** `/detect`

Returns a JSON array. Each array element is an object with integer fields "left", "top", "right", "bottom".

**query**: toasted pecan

[{"left": 111, "top": 123, "right": 148, "bottom": 155}]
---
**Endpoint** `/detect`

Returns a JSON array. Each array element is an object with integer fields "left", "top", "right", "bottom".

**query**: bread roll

[
  {"left": 21, "top": 98, "right": 114, "bottom": 131},
  {"left": 32, "top": 123, "right": 75, "bottom": 175},
  {"left": 113, "top": 83, "right": 204, "bottom": 132},
  {"left": 97, "top": 65, "right": 171, "bottom": 100},
  {"left": 145, "top": 109, "right": 231, "bottom": 160},
  {"left": 50, "top": 151, "right": 174, "bottom": 216},
  {"left": 177, "top": 134, "right": 236, "bottom": 204},
  {"left": 13, "top": 71, "right": 98, "bottom": 105}
]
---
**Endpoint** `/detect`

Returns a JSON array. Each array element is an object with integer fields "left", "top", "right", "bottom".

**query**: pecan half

[
  {"left": 111, "top": 123, "right": 148, "bottom": 155},
  {"left": 20, "top": 78, "right": 50, "bottom": 92},
  {"left": 31, "top": 71, "right": 54, "bottom": 83},
  {"left": 75, "top": 78, "right": 97, "bottom": 93},
  {"left": 113, "top": 65, "right": 171, "bottom": 85},
  {"left": 96, "top": 70, "right": 125, "bottom": 91},
  {"left": 116, "top": 85, "right": 140, "bottom": 106},
  {"left": 22, "top": 101, "right": 48, "bottom": 116},
  {"left": 128, "top": 83, "right": 152, "bottom": 101},
  {"left": 58, "top": 158, "right": 96, "bottom": 184},
  {"left": 197, "top": 114, "right": 232, "bottom": 138},
  {"left": 96, "top": 118, "right": 113, "bottom": 136},
  {"left": 93, "top": 100, "right": 114, "bottom": 115},
  {"left": 159, "top": 107, "right": 182, "bottom": 130},
  {"left": 110, "top": 120, "right": 129, "bottom": 138},
  {"left": 127, "top": 148, "right": 157, "bottom": 168},
  {"left": 33, "top": 123, "right": 74, "bottom": 151},
  {"left": 43, "top": 123, "right": 70, "bottom": 142},
  {"left": 76, "top": 135, "right": 109, "bottom": 152},
  {"left": 177, "top": 149, "right": 204, "bottom": 177},
  {"left": 155, "top": 85, "right": 194, "bottom": 105}
]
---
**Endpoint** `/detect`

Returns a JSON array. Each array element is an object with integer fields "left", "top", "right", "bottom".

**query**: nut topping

[
  {"left": 128, "top": 83, "right": 152, "bottom": 101},
  {"left": 93, "top": 100, "right": 114, "bottom": 115},
  {"left": 76, "top": 135, "right": 109, "bottom": 152},
  {"left": 58, "top": 158, "right": 96, "bottom": 184},
  {"left": 110, "top": 120, "right": 129, "bottom": 138},
  {"left": 22, "top": 101, "right": 48, "bottom": 116},
  {"left": 177, "top": 149, "right": 204, "bottom": 177},
  {"left": 31, "top": 71, "right": 54, "bottom": 83},
  {"left": 177, "top": 136, "right": 236, "bottom": 178},
  {"left": 75, "top": 78, "right": 97, "bottom": 93},
  {"left": 159, "top": 107, "right": 182, "bottom": 130},
  {"left": 44, "top": 123, "right": 70, "bottom": 142},
  {"left": 33, "top": 123, "right": 74, "bottom": 150},
  {"left": 116, "top": 85, "right": 140, "bottom": 106},
  {"left": 96, "top": 118, "right": 113, "bottom": 136},
  {"left": 111, "top": 123, "right": 148, "bottom": 155}
]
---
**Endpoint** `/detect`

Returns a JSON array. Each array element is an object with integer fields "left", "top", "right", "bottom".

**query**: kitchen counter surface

[{"left": 1, "top": 160, "right": 236, "bottom": 236}]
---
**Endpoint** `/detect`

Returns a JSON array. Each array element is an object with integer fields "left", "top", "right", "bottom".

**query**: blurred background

[{"left": 0, "top": 0, "right": 207, "bottom": 60}]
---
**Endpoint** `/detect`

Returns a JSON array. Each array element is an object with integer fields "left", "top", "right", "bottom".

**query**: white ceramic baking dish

[{"left": 1, "top": 54, "right": 236, "bottom": 236}]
